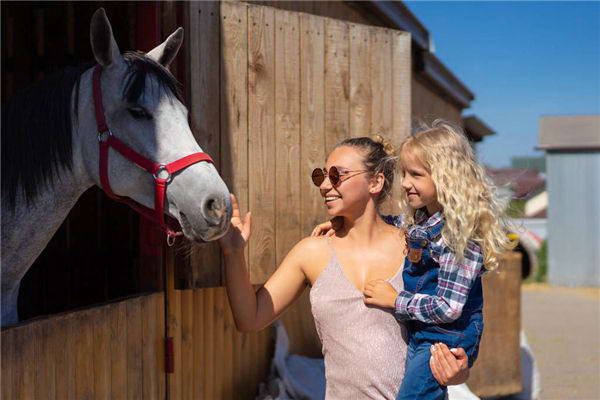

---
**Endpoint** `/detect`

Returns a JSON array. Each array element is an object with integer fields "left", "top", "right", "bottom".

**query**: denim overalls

[{"left": 396, "top": 220, "right": 484, "bottom": 400}]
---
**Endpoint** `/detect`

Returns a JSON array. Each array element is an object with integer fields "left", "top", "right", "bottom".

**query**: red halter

[{"left": 92, "top": 65, "right": 214, "bottom": 244}]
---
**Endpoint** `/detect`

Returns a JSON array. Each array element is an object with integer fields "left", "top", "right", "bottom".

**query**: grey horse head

[{"left": 81, "top": 9, "right": 231, "bottom": 242}]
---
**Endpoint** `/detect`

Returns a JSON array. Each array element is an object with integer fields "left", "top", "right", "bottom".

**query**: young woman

[{"left": 218, "top": 136, "right": 470, "bottom": 399}]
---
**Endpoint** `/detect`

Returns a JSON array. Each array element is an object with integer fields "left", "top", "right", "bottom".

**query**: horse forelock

[
  {"left": 122, "top": 52, "right": 183, "bottom": 105},
  {"left": 1, "top": 63, "right": 93, "bottom": 210}
]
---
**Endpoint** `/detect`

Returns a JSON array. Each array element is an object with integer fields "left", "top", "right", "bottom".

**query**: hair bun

[{"left": 371, "top": 134, "right": 396, "bottom": 157}]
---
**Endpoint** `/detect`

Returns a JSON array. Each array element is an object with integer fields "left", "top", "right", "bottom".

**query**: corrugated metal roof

[{"left": 538, "top": 115, "right": 600, "bottom": 150}]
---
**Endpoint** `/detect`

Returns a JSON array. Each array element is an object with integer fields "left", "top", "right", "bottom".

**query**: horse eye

[{"left": 128, "top": 107, "right": 152, "bottom": 120}]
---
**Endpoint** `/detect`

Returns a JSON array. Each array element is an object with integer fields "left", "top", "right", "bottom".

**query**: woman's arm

[{"left": 219, "top": 195, "right": 311, "bottom": 332}]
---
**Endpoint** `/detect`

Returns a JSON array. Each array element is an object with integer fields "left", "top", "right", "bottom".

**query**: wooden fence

[{"left": 1, "top": 294, "right": 165, "bottom": 400}]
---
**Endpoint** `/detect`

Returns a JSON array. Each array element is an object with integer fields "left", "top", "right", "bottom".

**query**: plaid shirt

[{"left": 383, "top": 210, "right": 485, "bottom": 325}]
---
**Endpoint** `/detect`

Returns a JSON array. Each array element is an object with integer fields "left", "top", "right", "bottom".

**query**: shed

[{"left": 538, "top": 115, "right": 600, "bottom": 287}]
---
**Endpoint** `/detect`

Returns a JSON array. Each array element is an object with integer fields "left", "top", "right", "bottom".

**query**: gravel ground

[{"left": 520, "top": 284, "right": 600, "bottom": 400}]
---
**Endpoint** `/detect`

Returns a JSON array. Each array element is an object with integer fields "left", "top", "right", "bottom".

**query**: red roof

[{"left": 486, "top": 168, "right": 546, "bottom": 199}]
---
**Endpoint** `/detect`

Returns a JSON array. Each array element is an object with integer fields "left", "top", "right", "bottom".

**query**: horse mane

[{"left": 1, "top": 52, "right": 183, "bottom": 210}]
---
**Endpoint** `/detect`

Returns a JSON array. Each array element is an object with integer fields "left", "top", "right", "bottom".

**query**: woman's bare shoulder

[
  {"left": 293, "top": 235, "right": 330, "bottom": 255},
  {"left": 291, "top": 236, "right": 332, "bottom": 284}
]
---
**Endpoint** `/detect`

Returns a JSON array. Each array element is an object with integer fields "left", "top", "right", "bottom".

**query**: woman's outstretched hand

[
  {"left": 429, "top": 342, "right": 470, "bottom": 386},
  {"left": 218, "top": 194, "right": 252, "bottom": 254}
]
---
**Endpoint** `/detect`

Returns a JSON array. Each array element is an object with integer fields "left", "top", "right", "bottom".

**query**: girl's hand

[
  {"left": 363, "top": 279, "right": 398, "bottom": 309},
  {"left": 429, "top": 342, "right": 470, "bottom": 386},
  {"left": 218, "top": 194, "right": 252, "bottom": 254},
  {"left": 310, "top": 216, "right": 343, "bottom": 237}
]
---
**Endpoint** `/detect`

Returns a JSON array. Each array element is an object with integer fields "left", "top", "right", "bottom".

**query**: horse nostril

[
  {"left": 207, "top": 198, "right": 217, "bottom": 211},
  {"left": 203, "top": 197, "right": 226, "bottom": 225}
]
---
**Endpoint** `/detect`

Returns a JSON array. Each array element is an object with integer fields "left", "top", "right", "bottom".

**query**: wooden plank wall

[
  {"left": 164, "top": 2, "right": 412, "bottom": 398},
  {"left": 0, "top": 294, "right": 165, "bottom": 400},
  {"left": 165, "top": 285, "right": 272, "bottom": 400},
  {"left": 185, "top": 1, "right": 411, "bottom": 286}
]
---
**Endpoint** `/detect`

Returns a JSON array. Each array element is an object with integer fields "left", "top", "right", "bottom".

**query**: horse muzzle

[{"left": 177, "top": 194, "right": 232, "bottom": 243}]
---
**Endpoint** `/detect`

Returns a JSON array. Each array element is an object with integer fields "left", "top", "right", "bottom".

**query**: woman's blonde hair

[{"left": 398, "top": 120, "right": 515, "bottom": 271}]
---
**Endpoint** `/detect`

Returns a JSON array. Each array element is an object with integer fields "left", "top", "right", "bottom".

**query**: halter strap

[{"left": 92, "top": 64, "right": 214, "bottom": 243}]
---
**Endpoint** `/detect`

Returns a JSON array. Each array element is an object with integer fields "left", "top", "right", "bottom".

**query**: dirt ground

[{"left": 520, "top": 284, "right": 600, "bottom": 400}]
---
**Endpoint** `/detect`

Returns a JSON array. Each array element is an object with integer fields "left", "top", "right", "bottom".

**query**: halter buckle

[{"left": 153, "top": 164, "right": 172, "bottom": 182}]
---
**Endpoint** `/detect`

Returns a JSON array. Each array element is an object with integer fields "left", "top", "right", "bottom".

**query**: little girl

[{"left": 314, "top": 121, "right": 514, "bottom": 400}]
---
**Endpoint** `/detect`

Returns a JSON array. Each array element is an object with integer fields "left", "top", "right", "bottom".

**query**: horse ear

[
  {"left": 90, "top": 8, "right": 123, "bottom": 67},
  {"left": 146, "top": 28, "right": 184, "bottom": 69}
]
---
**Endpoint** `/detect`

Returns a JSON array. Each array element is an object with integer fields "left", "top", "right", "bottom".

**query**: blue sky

[{"left": 404, "top": 1, "right": 600, "bottom": 168}]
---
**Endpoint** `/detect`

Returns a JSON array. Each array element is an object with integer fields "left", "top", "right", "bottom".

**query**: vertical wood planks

[
  {"left": 299, "top": 13, "right": 327, "bottom": 236},
  {"left": 180, "top": 289, "right": 195, "bottom": 400},
  {"left": 33, "top": 321, "right": 54, "bottom": 400},
  {"left": 371, "top": 27, "right": 397, "bottom": 216},
  {"left": 52, "top": 314, "right": 75, "bottom": 399},
  {"left": 387, "top": 30, "right": 413, "bottom": 215},
  {"left": 166, "top": 248, "right": 182, "bottom": 400},
  {"left": 220, "top": 0, "right": 250, "bottom": 271},
  {"left": 275, "top": 9, "right": 301, "bottom": 264},
  {"left": 324, "top": 18, "right": 349, "bottom": 151},
  {"left": 469, "top": 252, "right": 523, "bottom": 397},
  {"left": 392, "top": 31, "right": 412, "bottom": 140},
  {"left": 213, "top": 288, "right": 226, "bottom": 400},
  {"left": 16, "top": 324, "right": 35, "bottom": 400},
  {"left": 0, "top": 294, "right": 166, "bottom": 399},
  {"left": 93, "top": 308, "right": 112, "bottom": 400},
  {"left": 141, "top": 293, "right": 164, "bottom": 400},
  {"left": 110, "top": 301, "right": 128, "bottom": 400},
  {"left": 187, "top": 0, "right": 222, "bottom": 288},
  {"left": 126, "top": 298, "right": 143, "bottom": 400},
  {"left": 222, "top": 291, "right": 236, "bottom": 400},
  {"left": 349, "top": 23, "right": 372, "bottom": 137},
  {"left": 203, "top": 289, "right": 215, "bottom": 399},
  {"left": 370, "top": 28, "right": 393, "bottom": 137},
  {"left": 192, "top": 288, "right": 205, "bottom": 399},
  {"left": 74, "top": 312, "right": 95, "bottom": 400},
  {"left": 1, "top": 326, "right": 14, "bottom": 400},
  {"left": 248, "top": 4, "right": 276, "bottom": 283}
]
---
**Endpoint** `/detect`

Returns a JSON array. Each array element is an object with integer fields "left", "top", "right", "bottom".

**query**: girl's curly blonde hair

[{"left": 398, "top": 120, "right": 515, "bottom": 271}]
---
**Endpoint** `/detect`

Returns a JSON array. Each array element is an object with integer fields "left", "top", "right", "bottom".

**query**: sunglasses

[{"left": 311, "top": 166, "right": 369, "bottom": 187}]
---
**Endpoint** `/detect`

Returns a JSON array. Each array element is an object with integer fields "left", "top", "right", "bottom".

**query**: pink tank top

[{"left": 310, "top": 238, "right": 409, "bottom": 399}]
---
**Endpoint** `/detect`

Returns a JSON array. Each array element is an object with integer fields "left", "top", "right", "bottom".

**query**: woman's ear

[{"left": 369, "top": 172, "right": 385, "bottom": 196}]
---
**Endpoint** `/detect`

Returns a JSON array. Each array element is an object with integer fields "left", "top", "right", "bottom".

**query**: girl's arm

[
  {"left": 364, "top": 242, "right": 484, "bottom": 324},
  {"left": 219, "top": 195, "right": 312, "bottom": 332},
  {"left": 393, "top": 242, "right": 484, "bottom": 324}
]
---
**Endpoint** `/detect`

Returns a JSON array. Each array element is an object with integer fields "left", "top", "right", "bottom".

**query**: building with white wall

[{"left": 538, "top": 115, "right": 600, "bottom": 287}]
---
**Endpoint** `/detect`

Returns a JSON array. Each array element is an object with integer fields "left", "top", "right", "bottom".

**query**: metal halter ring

[
  {"left": 153, "top": 164, "right": 172, "bottom": 182},
  {"left": 97, "top": 129, "right": 113, "bottom": 143}
]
